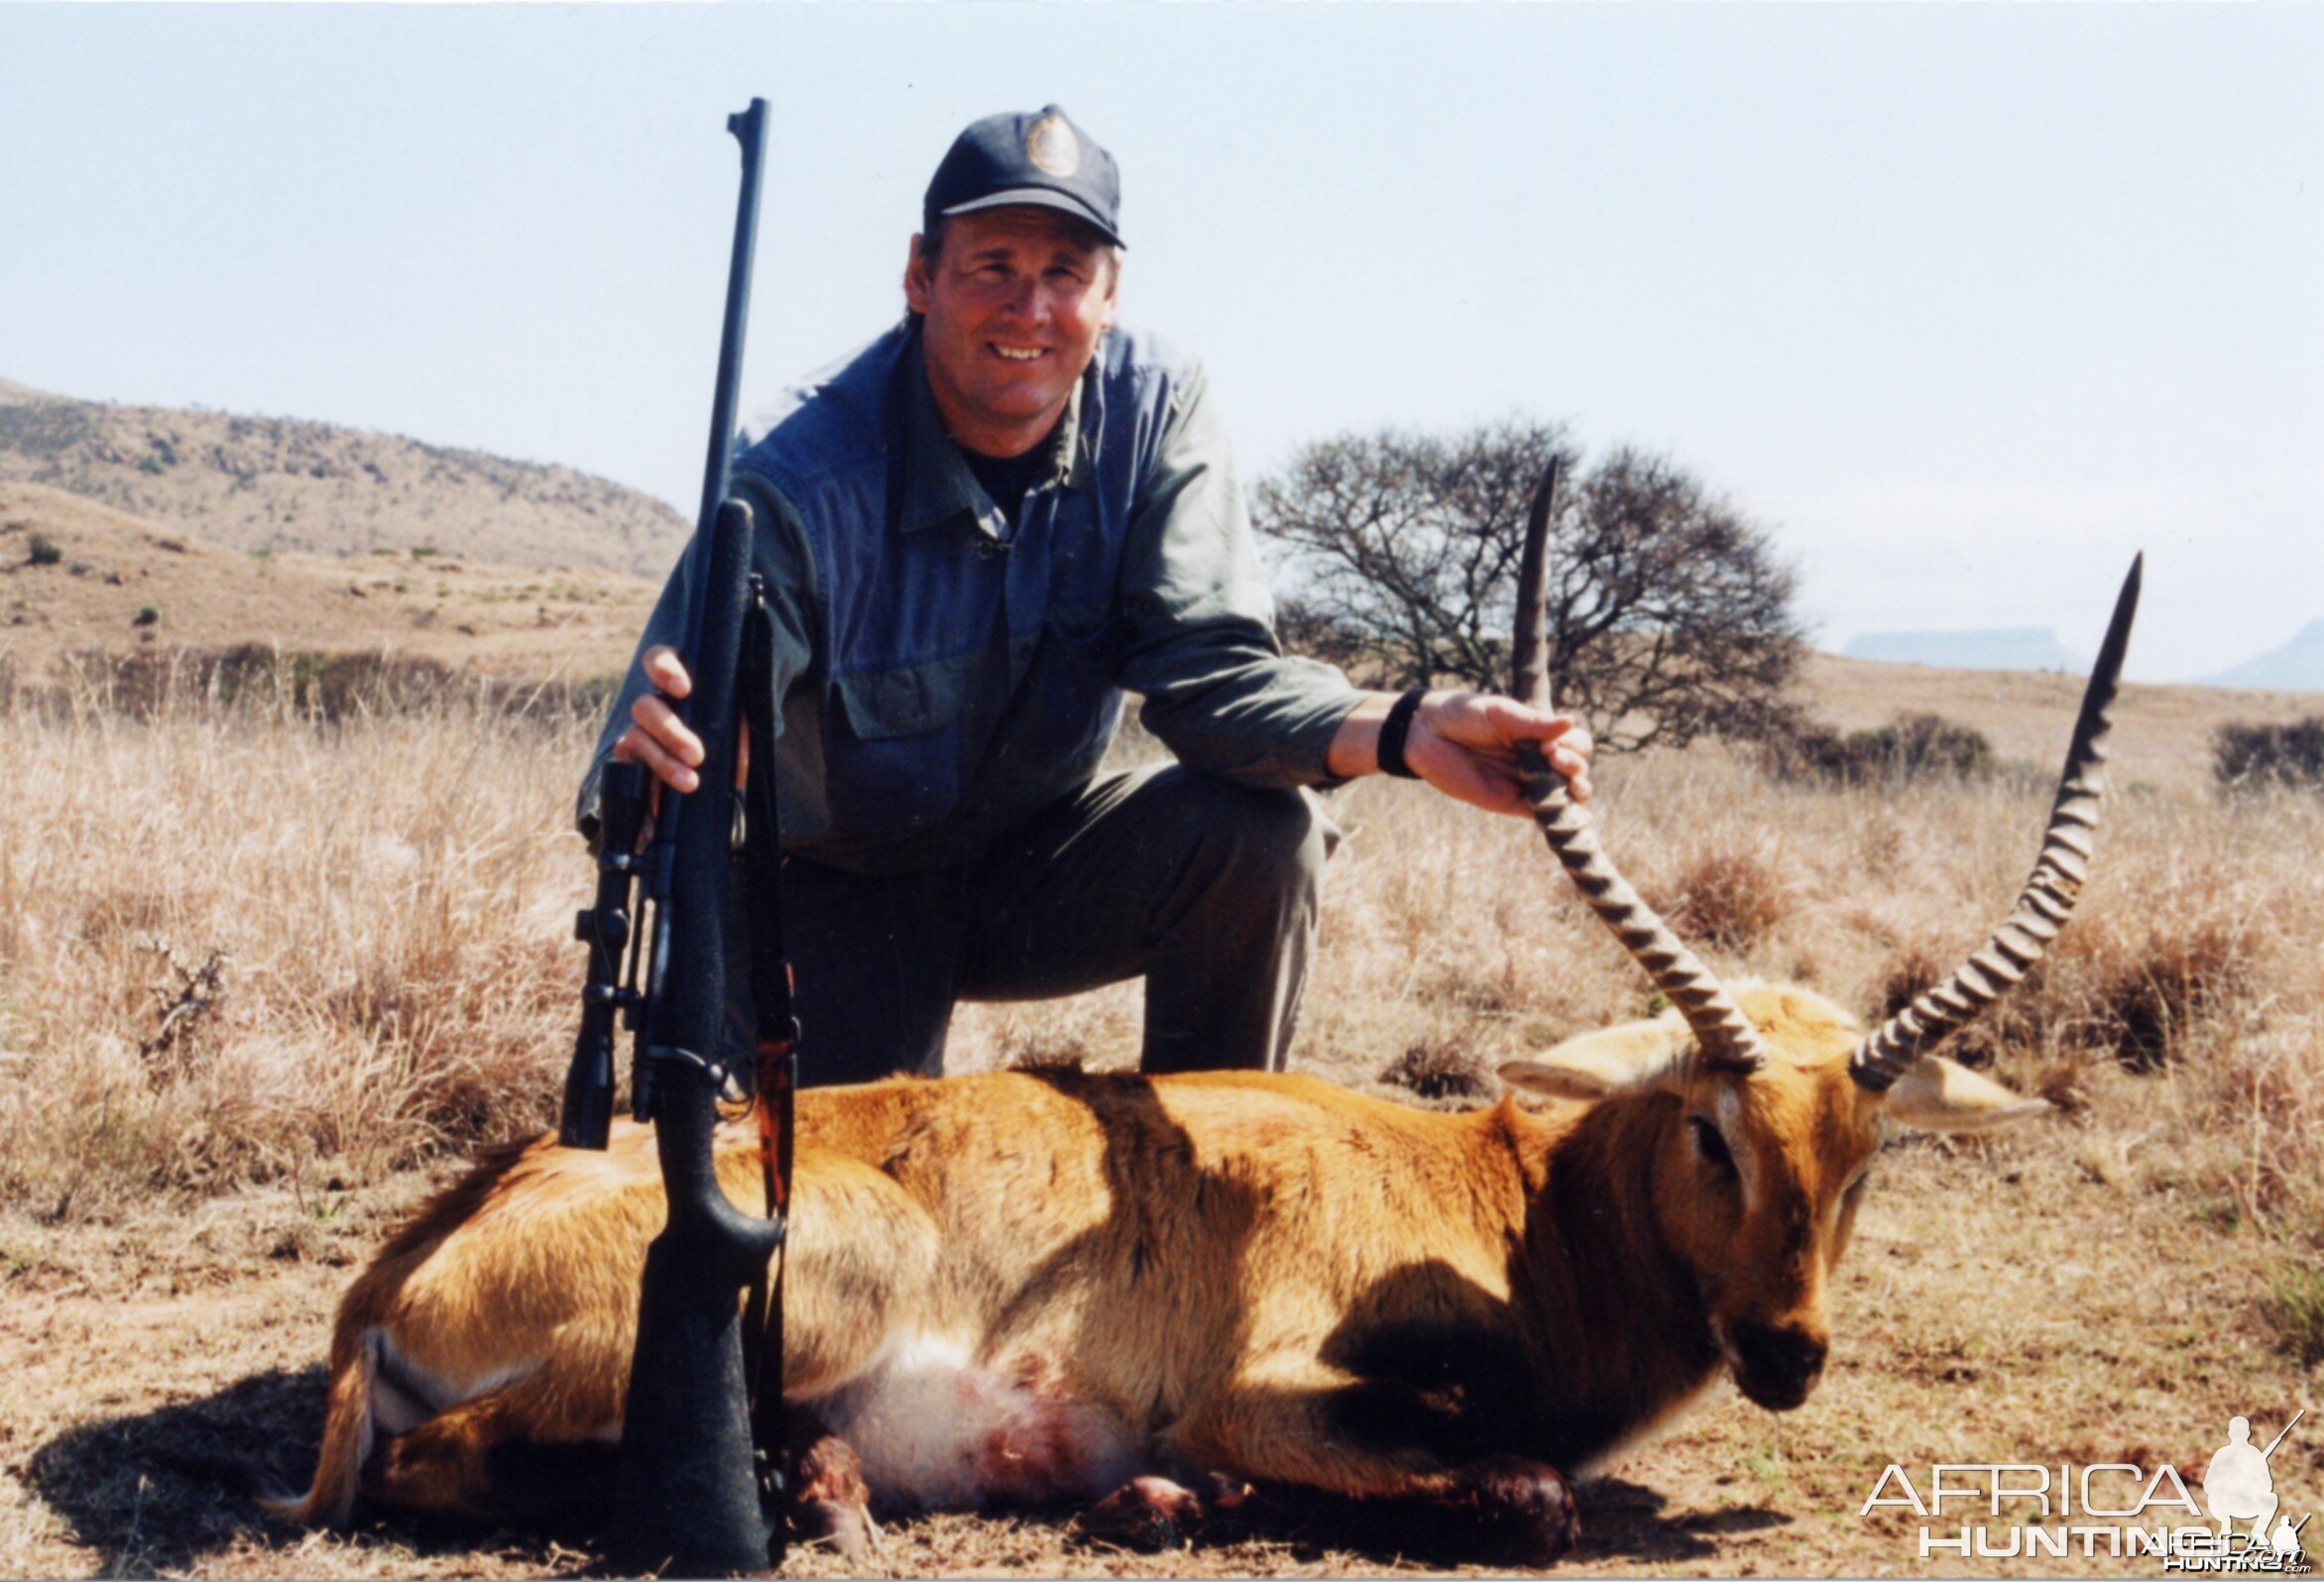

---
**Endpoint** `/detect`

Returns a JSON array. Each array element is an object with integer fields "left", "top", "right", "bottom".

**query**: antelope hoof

[
  {"left": 1462, "top": 1456, "right": 1581, "bottom": 1565},
  {"left": 790, "top": 1497, "right": 877, "bottom": 1562},
  {"left": 783, "top": 1421, "right": 875, "bottom": 1561},
  {"left": 1077, "top": 1475, "right": 1207, "bottom": 1551}
]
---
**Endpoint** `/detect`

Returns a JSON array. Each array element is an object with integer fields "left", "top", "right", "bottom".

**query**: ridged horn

[
  {"left": 1512, "top": 457, "right": 1769, "bottom": 1074},
  {"left": 1850, "top": 553, "right": 2144, "bottom": 1092}
]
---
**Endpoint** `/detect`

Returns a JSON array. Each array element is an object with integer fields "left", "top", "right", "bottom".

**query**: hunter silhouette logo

[
  {"left": 1860, "top": 1408, "right": 2310, "bottom": 1572},
  {"left": 2206, "top": 1413, "right": 2304, "bottom": 1550}
]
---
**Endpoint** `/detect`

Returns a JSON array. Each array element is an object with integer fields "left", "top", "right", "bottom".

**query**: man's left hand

[
  {"left": 1329, "top": 690, "right": 1594, "bottom": 816},
  {"left": 1406, "top": 691, "right": 1594, "bottom": 816}
]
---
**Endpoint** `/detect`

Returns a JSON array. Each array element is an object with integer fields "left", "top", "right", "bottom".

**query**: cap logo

[{"left": 1025, "top": 114, "right": 1081, "bottom": 177}]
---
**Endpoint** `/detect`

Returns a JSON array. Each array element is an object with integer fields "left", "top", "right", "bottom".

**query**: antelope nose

[{"left": 1732, "top": 1323, "right": 1827, "bottom": 1409}]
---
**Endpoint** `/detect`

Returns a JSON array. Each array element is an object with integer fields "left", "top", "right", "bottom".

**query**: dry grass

[
  {"left": 0, "top": 690, "right": 587, "bottom": 1219},
  {"left": 4, "top": 685, "right": 2323, "bottom": 1577},
  {"left": 1282, "top": 755, "right": 2324, "bottom": 1219}
]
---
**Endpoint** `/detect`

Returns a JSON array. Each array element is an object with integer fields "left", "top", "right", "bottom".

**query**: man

[{"left": 583, "top": 104, "right": 1592, "bottom": 1086}]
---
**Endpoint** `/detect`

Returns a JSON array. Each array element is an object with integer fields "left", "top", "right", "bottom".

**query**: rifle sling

[{"left": 738, "top": 585, "right": 796, "bottom": 1495}]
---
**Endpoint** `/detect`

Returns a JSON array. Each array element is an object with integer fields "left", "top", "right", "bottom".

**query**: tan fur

[{"left": 275, "top": 985, "right": 2044, "bottom": 1527}]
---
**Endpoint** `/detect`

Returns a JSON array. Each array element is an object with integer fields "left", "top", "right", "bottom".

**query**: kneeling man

[{"left": 584, "top": 104, "right": 1591, "bottom": 1085}]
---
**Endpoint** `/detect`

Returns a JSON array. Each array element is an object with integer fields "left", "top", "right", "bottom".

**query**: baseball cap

[{"left": 923, "top": 104, "right": 1125, "bottom": 250}]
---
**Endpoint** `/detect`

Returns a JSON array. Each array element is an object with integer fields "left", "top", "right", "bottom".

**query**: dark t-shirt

[{"left": 959, "top": 439, "right": 1053, "bottom": 533}]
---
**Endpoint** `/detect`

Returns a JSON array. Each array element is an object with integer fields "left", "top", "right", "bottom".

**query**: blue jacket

[{"left": 583, "top": 321, "right": 1357, "bottom": 873}]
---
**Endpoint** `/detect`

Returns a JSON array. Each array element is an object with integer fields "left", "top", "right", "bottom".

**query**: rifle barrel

[
  {"left": 696, "top": 98, "right": 768, "bottom": 540},
  {"left": 2263, "top": 1409, "right": 2304, "bottom": 1459},
  {"left": 650, "top": 96, "right": 769, "bottom": 935}
]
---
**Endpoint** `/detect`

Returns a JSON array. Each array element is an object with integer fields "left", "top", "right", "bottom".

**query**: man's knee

[{"left": 1192, "top": 781, "right": 1336, "bottom": 897}]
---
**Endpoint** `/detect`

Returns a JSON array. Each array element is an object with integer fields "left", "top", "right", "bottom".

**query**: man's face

[{"left": 904, "top": 206, "right": 1119, "bottom": 458}]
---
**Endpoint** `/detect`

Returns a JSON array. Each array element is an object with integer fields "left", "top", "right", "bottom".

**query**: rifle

[
  {"left": 557, "top": 96, "right": 792, "bottom": 1577},
  {"left": 2262, "top": 1411, "right": 2305, "bottom": 1460}
]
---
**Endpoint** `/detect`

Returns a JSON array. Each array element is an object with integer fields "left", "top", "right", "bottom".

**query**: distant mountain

[
  {"left": 2202, "top": 621, "right": 2324, "bottom": 692},
  {"left": 1841, "top": 627, "right": 2089, "bottom": 675},
  {"left": 0, "top": 380, "right": 689, "bottom": 577}
]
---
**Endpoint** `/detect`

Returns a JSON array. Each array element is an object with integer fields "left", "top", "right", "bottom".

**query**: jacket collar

[{"left": 895, "top": 333, "right": 1095, "bottom": 535}]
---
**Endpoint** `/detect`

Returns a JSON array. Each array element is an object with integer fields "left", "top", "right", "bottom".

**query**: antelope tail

[{"left": 261, "top": 1327, "right": 377, "bottom": 1526}]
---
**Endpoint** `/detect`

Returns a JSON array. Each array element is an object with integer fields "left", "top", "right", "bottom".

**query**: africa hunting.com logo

[{"left": 1859, "top": 1411, "right": 2311, "bottom": 1572}]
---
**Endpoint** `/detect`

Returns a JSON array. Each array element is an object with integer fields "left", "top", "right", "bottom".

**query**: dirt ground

[{"left": 3, "top": 1078, "right": 2312, "bottom": 1581}]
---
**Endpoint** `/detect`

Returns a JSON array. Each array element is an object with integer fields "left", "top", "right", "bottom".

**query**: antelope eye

[{"left": 1688, "top": 1116, "right": 1737, "bottom": 1176}]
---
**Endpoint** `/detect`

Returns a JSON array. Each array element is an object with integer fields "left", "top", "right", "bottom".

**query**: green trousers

[{"left": 762, "top": 766, "right": 1336, "bottom": 1087}]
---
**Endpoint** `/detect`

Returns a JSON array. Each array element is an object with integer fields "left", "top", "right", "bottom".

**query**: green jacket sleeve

[
  {"left": 575, "top": 471, "right": 819, "bottom": 846},
  {"left": 1116, "top": 363, "right": 1363, "bottom": 787}
]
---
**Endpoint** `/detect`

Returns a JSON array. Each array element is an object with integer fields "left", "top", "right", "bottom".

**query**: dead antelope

[{"left": 270, "top": 552, "right": 2142, "bottom": 1565}]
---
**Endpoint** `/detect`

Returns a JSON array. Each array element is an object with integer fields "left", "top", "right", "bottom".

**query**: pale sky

[{"left": 3, "top": 4, "right": 2317, "bottom": 682}]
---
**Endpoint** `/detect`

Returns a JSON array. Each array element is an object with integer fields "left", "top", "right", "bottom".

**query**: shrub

[
  {"left": 1883, "top": 910, "right": 2251, "bottom": 1076},
  {"left": 2214, "top": 719, "right": 2324, "bottom": 792},
  {"left": 26, "top": 533, "right": 62, "bottom": 566},
  {"left": 1656, "top": 846, "right": 1794, "bottom": 955},
  {"left": 2074, "top": 918, "right": 2249, "bottom": 1073},
  {"left": 1758, "top": 712, "right": 1996, "bottom": 788},
  {"left": 1381, "top": 1042, "right": 1494, "bottom": 1101},
  {"left": 133, "top": 605, "right": 161, "bottom": 627}
]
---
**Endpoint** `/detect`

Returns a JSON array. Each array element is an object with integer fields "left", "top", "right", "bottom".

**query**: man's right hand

[{"left": 611, "top": 646, "right": 704, "bottom": 794}]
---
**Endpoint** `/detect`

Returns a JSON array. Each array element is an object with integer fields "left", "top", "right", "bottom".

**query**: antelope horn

[
  {"left": 1511, "top": 458, "right": 1769, "bottom": 1074},
  {"left": 1850, "top": 553, "right": 2144, "bottom": 1091}
]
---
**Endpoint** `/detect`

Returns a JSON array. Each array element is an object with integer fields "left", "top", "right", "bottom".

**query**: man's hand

[
  {"left": 612, "top": 646, "right": 706, "bottom": 794},
  {"left": 1409, "top": 691, "right": 1594, "bottom": 815},
  {"left": 1328, "top": 690, "right": 1594, "bottom": 817}
]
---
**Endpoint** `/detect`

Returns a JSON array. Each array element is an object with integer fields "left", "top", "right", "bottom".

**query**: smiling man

[{"left": 584, "top": 104, "right": 1593, "bottom": 1085}]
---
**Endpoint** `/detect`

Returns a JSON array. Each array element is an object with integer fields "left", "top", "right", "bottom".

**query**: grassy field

[{"left": 1, "top": 671, "right": 2320, "bottom": 1578}]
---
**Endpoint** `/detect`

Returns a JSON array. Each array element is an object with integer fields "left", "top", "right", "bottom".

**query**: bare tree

[{"left": 1254, "top": 420, "right": 1806, "bottom": 753}]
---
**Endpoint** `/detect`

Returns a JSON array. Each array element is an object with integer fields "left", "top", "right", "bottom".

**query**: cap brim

[{"left": 937, "top": 187, "right": 1125, "bottom": 249}]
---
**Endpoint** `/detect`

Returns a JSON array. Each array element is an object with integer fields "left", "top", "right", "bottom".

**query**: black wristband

[{"left": 1375, "top": 688, "right": 1428, "bottom": 780}]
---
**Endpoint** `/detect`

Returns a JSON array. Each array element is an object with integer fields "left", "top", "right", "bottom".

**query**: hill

[
  {"left": 0, "top": 379, "right": 689, "bottom": 578},
  {"left": 2204, "top": 619, "right": 2324, "bottom": 692},
  {"left": 0, "top": 482, "right": 652, "bottom": 683},
  {"left": 1840, "top": 626, "right": 2087, "bottom": 673}
]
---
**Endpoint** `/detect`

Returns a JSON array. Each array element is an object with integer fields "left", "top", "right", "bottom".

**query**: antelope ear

[
  {"left": 1500, "top": 1020, "right": 1689, "bottom": 1100},
  {"left": 1883, "top": 1056, "right": 2051, "bottom": 1132}
]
